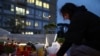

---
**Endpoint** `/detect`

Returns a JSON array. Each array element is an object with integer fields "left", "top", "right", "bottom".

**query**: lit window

[
  {"left": 43, "top": 3, "right": 46, "bottom": 8},
  {"left": 26, "top": 21, "right": 31, "bottom": 26},
  {"left": 35, "top": 22, "right": 39, "bottom": 27},
  {"left": 30, "top": 32, "right": 34, "bottom": 35},
  {"left": 36, "top": 0, "right": 42, "bottom": 7},
  {"left": 15, "top": 19, "right": 25, "bottom": 26},
  {"left": 21, "top": 20, "right": 25, "bottom": 28},
  {"left": 16, "top": 7, "right": 26, "bottom": 15},
  {"left": 15, "top": 21, "right": 19, "bottom": 26},
  {"left": 36, "top": 0, "right": 39, "bottom": 6},
  {"left": 39, "top": 1, "right": 42, "bottom": 7},
  {"left": 47, "top": 4, "right": 49, "bottom": 9},
  {"left": 28, "top": 22, "right": 31, "bottom": 26},
  {"left": 11, "top": 5, "right": 14, "bottom": 12},
  {"left": 11, "top": 9, "right": 14, "bottom": 12},
  {"left": 21, "top": 20, "right": 24, "bottom": 23},
  {"left": 27, "top": 8, "right": 34, "bottom": 15},
  {"left": 27, "top": 0, "right": 35, "bottom": 4},
  {"left": 24, "top": 32, "right": 33, "bottom": 35},
  {"left": 15, "top": 19, "right": 19, "bottom": 26},
  {"left": 22, "top": 32, "right": 24, "bottom": 34},
  {"left": 26, "top": 10, "right": 29, "bottom": 14},
  {"left": 43, "top": 2, "right": 49, "bottom": 9},
  {"left": 25, "top": 32, "right": 28, "bottom": 34},
  {"left": 34, "top": 21, "right": 42, "bottom": 29}
]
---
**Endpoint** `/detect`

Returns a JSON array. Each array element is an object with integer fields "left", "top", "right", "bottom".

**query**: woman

[{"left": 56, "top": 3, "right": 100, "bottom": 56}]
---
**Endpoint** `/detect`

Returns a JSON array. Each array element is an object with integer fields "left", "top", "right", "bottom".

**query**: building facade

[{"left": 0, "top": 0, "right": 57, "bottom": 34}]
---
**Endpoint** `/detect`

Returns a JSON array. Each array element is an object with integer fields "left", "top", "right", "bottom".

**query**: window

[
  {"left": 35, "top": 22, "right": 38, "bottom": 27},
  {"left": 26, "top": 21, "right": 31, "bottom": 26},
  {"left": 35, "top": 10, "right": 42, "bottom": 19},
  {"left": 26, "top": 10, "right": 29, "bottom": 14},
  {"left": 3, "top": 16, "right": 14, "bottom": 27},
  {"left": 26, "top": 8, "right": 34, "bottom": 18},
  {"left": 11, "top": 5, "right": 14, "bottom": 12},
  {"left": 15, "top": 19, "right": 19, "bottom": 26},
  {"left": 27, "top": 8, "right": 34, "bottom": 15},
  {"left": 34, "top": 21, "right": 42, "bottom": 29},
  {"left": 16, "top": 7, "right": 26, "bottom": 15},
  {"left": 0, "top": 1, "right": 2, "bottom": 7},
  {"left": 36, "top": 0, "right": 42, "bottom": 7},
  {"left": 43, "top": 2, "right": 49, "bottom": 9},
  {"left": 22, "top": 32, "right": 34, "bottom": 35},
  {"left": 25, "top": 20, "right": 34, "bottom": 29},
  {"left": 27, "top": 0, "right": 35, "bottom": 4},
  {"left": 43, "top": 12, "right": 50, "bottom": 19},
  {"left": 43, "top": 22, "right": 48, "bottom": 27},
  {"left": 4, "top": 3, "right": 11, "bottom": 10},
  {"left": 15, "top": 19, "right": 25, "bottom": 28}
]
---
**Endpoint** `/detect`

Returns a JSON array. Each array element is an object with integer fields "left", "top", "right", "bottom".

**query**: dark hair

[
  {"left": 60, "top": 3, "right": 87, "bottom": 18},
  {"left": 60, "top": 3, "right": 78, "bottom": 17}
]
